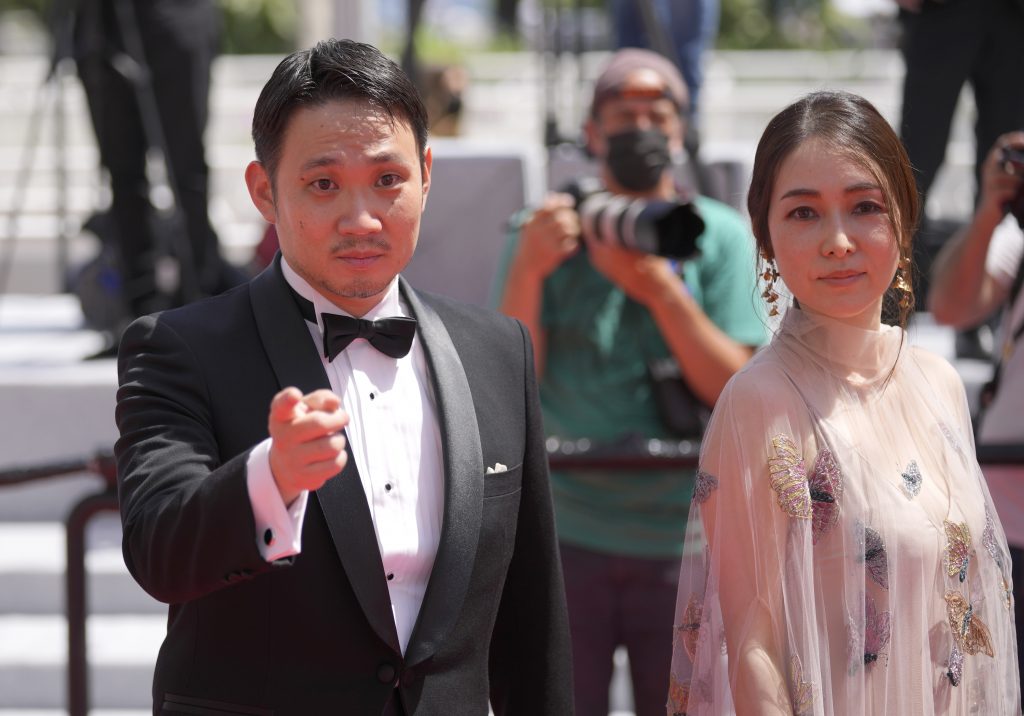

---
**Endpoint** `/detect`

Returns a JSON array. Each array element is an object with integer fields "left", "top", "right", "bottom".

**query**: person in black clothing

[
  {"left": 73, "top": 0, "right": 241, "bottom": 320},
  {"left": 895, "top": 0, "right": 1024, "bottom": 325}
]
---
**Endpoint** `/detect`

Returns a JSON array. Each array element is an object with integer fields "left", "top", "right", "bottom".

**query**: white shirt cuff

[{"left": 246, "top": 438, "right": 308, "bottom": 562}]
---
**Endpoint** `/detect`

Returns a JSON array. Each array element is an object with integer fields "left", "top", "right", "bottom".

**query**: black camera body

[
  {"left": 1003, "top": 145, "right": 1024, "bottom": 226},
  {"left": 562, "top": 177, "right": 705, "bottom": 261}
]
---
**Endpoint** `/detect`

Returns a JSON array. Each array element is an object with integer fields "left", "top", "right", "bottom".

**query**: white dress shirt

[{"left": 245, "top": 258, "right": 445, "bottom": 654}]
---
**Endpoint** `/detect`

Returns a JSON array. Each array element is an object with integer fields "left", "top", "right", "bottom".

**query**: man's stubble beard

[{"left": 317, "top": 235, "right": 403, "bottom": 301}]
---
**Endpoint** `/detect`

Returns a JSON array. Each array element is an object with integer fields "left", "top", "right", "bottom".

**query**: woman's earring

[
  {"left": 893, "top": 259, "right": 914, "bottom": 313},
  {"left": 761, "top": 260, "right": 781, "bottom": 317}
]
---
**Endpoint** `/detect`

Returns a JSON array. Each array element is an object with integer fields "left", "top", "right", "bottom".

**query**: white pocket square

[{"left": 486, "top": 462, "right": 508, "bottom": 474}]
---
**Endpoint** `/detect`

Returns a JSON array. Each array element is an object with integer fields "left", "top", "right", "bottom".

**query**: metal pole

[{"left": 66, "top": 490, "right": 120, "bottom": 716}]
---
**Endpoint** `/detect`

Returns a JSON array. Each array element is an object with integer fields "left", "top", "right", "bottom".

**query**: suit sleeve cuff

[{"left": 246, "top": 438, "right": 308, "bottom": 562}]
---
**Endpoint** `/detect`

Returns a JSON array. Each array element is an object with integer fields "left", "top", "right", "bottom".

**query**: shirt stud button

[{"left": 263, "top": 528, "right": 274, "bottom": 546}]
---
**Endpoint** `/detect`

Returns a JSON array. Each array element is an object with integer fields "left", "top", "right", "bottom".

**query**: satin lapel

[
  {"left": 400, "top": 279, "right": 484, "bottom": 667},
  {"left": 249, "top": 255, "right": 401, "bottom": 654}
]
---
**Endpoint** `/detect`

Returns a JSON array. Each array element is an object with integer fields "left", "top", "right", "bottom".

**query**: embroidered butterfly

[
  {"left": 693, "top": 469, "right": 719, "bottom": 504},
  {"left": 944, "top": 591, "right": 995, "bottom": 658},
  {"left": 789, "top": 655, "right": 814, "bottom": 716},
  {"left": 667, "top": 675, "right": 689, "bottom": 716},
  {"left": 944, "top": 521, "right": 972, "bottom": 583},
  {"left": 863, "top": 595, "right": 891, "bottom": 666},
  {"left": 901, "top": 460, "right": 922, "bottom": 498},
  {"left": 860, "top": 526, "right": 890, "bottom": 590},
  {"left": 769, "top": 435, "right": 812, "bottom": 520},
  {"left": 808, "top": 448, "right": 843, "bottom": 544},
  {"left": 946, "top": 640, "right": 964, "bottom": 687},
  {"left": 845, "top": 618, "right": 864, "bottom": 676},
  {"left": 676, "top": 593, "right": 703, "bottom": 661},
  {"left": 982, "top": 508, "right": 1007, "bottom": 572},
  {"left": 939, "top": 421, "right": 964, "bottom": 457}
]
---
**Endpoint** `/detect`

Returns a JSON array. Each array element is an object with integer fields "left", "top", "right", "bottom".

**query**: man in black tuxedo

[{"left": 115, "top": 39, "right": 573, "bottom": 715}]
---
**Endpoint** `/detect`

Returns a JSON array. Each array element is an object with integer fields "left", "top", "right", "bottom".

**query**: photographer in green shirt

[{"left": 494, "top": 49, "right": 765, "bottom": 716}]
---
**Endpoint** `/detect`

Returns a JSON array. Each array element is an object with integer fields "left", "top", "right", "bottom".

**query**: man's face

[
  {"left": 588, "top": 68, "right": 685, "bottom": 159},
  {"left": 246, "top": 98, "right": 431, "bottom": 317}
]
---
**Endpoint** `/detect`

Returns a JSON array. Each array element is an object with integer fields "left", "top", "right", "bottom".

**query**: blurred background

[{"left": 0, "top": 1, "right": 988, "bottom": 714}]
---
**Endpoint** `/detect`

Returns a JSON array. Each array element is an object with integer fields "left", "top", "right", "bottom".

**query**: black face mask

[{"left": 604, "top": 128, "right": 672, "bottom": 192}]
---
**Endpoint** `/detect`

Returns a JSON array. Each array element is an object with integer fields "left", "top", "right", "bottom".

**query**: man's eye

[
  {"left": 378, "top": 173, "right": 401, "bottom": 188},
  {"left": 312, "top": 178, "right": 335, "bottom": 191}
]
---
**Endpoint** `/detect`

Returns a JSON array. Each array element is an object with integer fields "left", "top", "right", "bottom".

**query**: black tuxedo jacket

[{"left": 115, "top": 256, "right": 573, "bottom": 715}]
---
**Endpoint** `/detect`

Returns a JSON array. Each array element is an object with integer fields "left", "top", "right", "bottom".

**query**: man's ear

[
  {"left": 584, "top": 117, "right": 603, "bottom": 159},
  {"left": 420, "top": 145, "right": 433, "bottom": 211},
  {"left": 245, "top": 161, "right": 277, "bottom": 224}
]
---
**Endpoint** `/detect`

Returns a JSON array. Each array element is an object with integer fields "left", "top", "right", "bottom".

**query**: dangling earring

[
  {"left": 761, "top": 258, "right": 781, "bottom": 317},
  {"left": 892, "top": 257, "right": 914, "bottom": 313}
]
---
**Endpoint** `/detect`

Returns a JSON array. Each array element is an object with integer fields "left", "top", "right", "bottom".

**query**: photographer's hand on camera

[
  {"left": 980, "top": 131, "right": 1024, "bottom": 223},
  {"left": 499, "top": 192, "right": 582, "bottom": 376},
  {"left": 929, "top": 131, "right": 1024, "bottom": 328},
  {"left": 517, "top": 193, "right": 581, "bottom": 279},
  {"left": 582, "top": 235, "right": 679, "bottom": 308}
]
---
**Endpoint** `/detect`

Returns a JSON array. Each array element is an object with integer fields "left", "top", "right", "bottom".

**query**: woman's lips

[{"left": 820, "top": 270, "right": 864, "bottom": 286}]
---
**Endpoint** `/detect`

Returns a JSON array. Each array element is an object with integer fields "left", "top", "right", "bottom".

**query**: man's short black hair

[{"left": 252, "top": 38, "right": 429, "bottom": 185}]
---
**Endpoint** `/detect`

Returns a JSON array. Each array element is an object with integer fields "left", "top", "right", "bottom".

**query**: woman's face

[{"left": 767, "top": 137, "right": 899, "bottom": 330}]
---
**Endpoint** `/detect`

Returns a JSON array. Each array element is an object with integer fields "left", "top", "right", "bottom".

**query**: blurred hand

[
  {"left": 268, "top": 387, "right": 349, "bottom": 506},
  {"left": 515, "top": 193, "right": 581, "bottom": 279},
  {"left": 978, "top": 131, "right": 1024, "bottom": 219},
  {"left": 584, "top": 237, "right": 681, "bottom": 307}
]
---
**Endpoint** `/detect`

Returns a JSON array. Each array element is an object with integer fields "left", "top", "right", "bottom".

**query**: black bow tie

[{"left": 291, "top": 289, "right": 417, "bottom": 361}]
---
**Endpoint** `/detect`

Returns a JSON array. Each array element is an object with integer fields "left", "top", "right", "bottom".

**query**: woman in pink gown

[{"left": 667, "top": 91, "right": 1019, "bottom": 715}]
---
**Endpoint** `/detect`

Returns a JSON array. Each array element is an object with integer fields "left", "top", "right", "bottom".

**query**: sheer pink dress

[{"left": 668, "top": 308, "right": 1019, "bottom": 715}]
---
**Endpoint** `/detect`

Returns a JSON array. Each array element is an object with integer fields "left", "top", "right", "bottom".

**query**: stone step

[
  {"left": 0, "top": 614, "right": 160, "bottom": 709},
  {"left": 0, "top": 521, "right": 161, "bottom": 615}
]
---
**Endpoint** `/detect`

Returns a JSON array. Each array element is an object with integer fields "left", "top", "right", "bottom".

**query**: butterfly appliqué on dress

[
  {"left": 944, "top": 591, "right": 995, "bottom": 658},
  {"left": 863, "top": 595, "right": 892, "bottom": 667},
  {"left": 982, "top": 507, "right": 1007, "bottom": 572},
  {"left": 846, "top": 595, "right": 892, "bottom": 674},
  {"left": 789, "top": 654, "right": 814, "bottom": 716},
  {"left": 769, "top": 435, "right": 812, "bottom": 520},
  {"left": 693, "top": 469, "right": 719, "bottom": 504},
  {"left": 946, "top": 640, "right": 964, "bottom": 687},
  {"left": 901, "top": 460, "right": 922, "bottom": 498},
  {"left": 939, "top": 421, "right": 964, "bottom": 457},
  {"left": 856, "top": 524, "right": 890, "bottom": 590},
  {"left": 768, "top": 435, "right": 844, "bottom": 543},
  {"left": 944, "top": 521, "right": 972, "bottom": 583},
  {"left": 807, "top": 447, "right": 843, "bottom": 544},
  {"left": 675, "top": 594, "right": 703, "bottom": 661},
  {"left": 667, "top": 674, "right": 689, "bottom": 716}
]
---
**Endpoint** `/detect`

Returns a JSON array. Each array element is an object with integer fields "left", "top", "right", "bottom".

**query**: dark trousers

[
  {"left": 559, "top": 542, "right": 680, "bottom": 716},
  {"left": 899, "top": 0, "right": 1024, "bottom": 207},
  {"left": 73, "top": 0, "right": 230, "bottom": 317}
]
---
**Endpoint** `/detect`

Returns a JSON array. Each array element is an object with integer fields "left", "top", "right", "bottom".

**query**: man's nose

[{"left": 336, "top": 192, "right": 383, "bottom": 235}]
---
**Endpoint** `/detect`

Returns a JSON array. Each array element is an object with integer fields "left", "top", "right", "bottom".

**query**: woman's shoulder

[
  {"left": 904, "top": 343, "right": 965, "bottom": 394},
  {"left": 721, "top": 346, "right": 797, "bottom": 402},
  {"left": 714, "top": 348, "right": 815, "bottom": 432}
]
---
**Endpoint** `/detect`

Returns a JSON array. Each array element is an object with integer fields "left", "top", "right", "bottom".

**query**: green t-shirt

[{"left": 493, "top": 195, "right": 767, "bottom": 558}]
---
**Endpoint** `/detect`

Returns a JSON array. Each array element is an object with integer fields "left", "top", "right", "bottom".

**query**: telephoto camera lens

[{"left": 563, "top": 178, "right": 705, "bottom": 260}]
